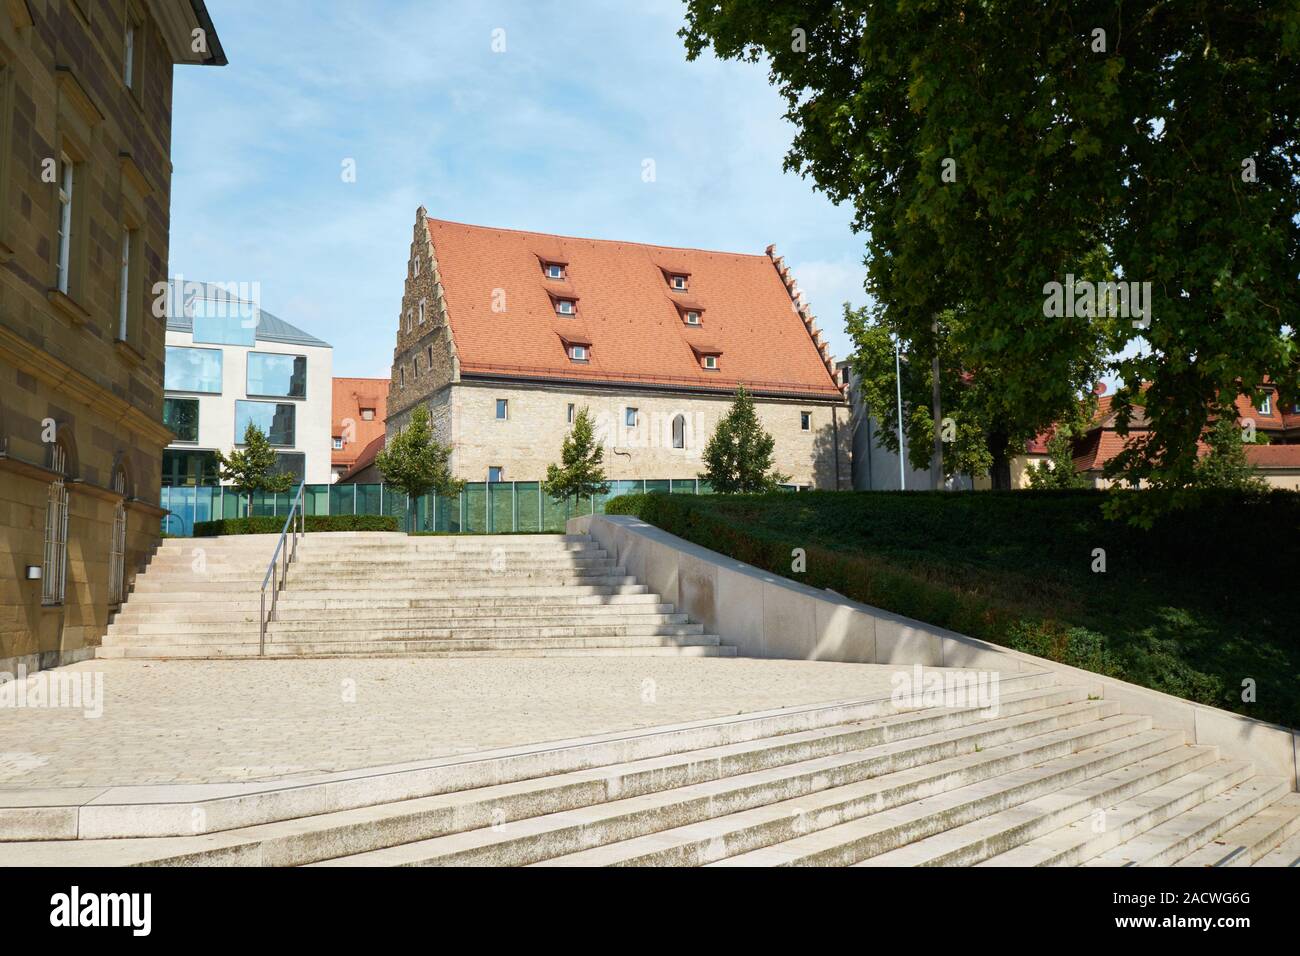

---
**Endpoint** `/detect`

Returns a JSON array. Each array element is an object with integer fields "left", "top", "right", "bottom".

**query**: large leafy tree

[
  {"left": 216, "top": 423, "right": 294, "bottom": 514},
  {"left": 375, "top": 404, "right": 464, "bottom": 529},
  {"left": 542, "top": 406, "right": 610, "bottom": 513},
  {"left": 682, "top": 2, "right": 1300, "bottom": 505},
  {"left": 1194, "top": 416, "right": 1268, "bottom": 491},
  {"left": 700, "top": 385, "right": 791, "bottom": 493}
]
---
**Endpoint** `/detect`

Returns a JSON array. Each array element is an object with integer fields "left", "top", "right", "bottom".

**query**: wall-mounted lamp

[{"left": 25, "top": 566, "right": 41, "bottom": 580}]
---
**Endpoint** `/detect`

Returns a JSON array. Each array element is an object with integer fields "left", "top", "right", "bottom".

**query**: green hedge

[
  {"left": 605, "top": 490, "right": 1300, "bottom": 727},
  {"left": 193, "top": 514, "right": 400, "bottom": 536}
]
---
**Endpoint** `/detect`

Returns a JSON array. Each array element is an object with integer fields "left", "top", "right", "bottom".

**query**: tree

[
  {"left": 375, "top": 404, "right": 464, "bottom": 529},
  {"left": 700, "top": 385, "right": 790, "bottom": 493},
  {"left": 1194, "top": 415, "right": 1268, "bottom": 492},
  {"left": 542, "top": 406, "right": 610, "bottom": 514},
  {"left": 1026, "top": 424, "right": 1090, "bottom": 490},
  {"left": 216, "top": 423, "right": 294, "bottom": 515},
  {"left": 681, "top": 2, "right": 1299, "bottom": 508}
]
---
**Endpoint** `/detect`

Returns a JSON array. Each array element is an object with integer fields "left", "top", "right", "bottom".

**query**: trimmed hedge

[
  {"left": 193, "top": 514, "right": 400, "bottom": 536},
  {"left": 605, "top": 489, "right": 1300, "bottom": 727}
]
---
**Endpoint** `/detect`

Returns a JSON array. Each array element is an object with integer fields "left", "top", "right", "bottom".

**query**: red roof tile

[
  {"left": 1245, "top": 444, "right": 1300, "bottom": 469},
  {"left": 425, "top": 218, "right": 843, "bottom": 400},
  {"left": 331, "top": 377, "right": 389, "bottom": 469}
]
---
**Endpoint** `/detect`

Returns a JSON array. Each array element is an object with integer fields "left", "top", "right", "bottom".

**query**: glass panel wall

[
  {"left": 164, "top": 346, "right": 222, "bottom": 393},
  {"left": 234, "top": 400, "right": 296, "bottom": 446},
  {"left": 247, "top": 352, "right": 307, "bottom": 398}
]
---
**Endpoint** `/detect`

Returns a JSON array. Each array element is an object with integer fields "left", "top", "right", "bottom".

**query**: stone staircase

[
  {"left": 5, "top": 675, "right": 1297, "bottom": 866},
  {"left": 100, "top": 532, "right": 733, "bottom": 659}
]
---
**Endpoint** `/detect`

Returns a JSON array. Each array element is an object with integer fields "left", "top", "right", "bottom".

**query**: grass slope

[{"left": 606, "top": 490, "right": 1299, "bottom": 728}]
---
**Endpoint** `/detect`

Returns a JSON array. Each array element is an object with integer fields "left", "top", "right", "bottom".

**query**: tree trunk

[
  {"left": 988, "top": 430, "right": 1012, "bottom": 491},
  {"left": 931, "top": 332, "right": 942, "bottom": 490}
]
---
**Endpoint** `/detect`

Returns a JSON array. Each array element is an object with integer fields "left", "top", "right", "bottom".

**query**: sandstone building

[
  {"left": 0, "top": 1, "right": 225, "bottom": 672},
  {"left": 386, "top": 209, "right": 850, "bottom": 488}
]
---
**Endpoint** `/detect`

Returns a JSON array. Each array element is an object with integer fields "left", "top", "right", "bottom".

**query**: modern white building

[{"left": 162, "top": 281, "right": 334, "bottom": 488}]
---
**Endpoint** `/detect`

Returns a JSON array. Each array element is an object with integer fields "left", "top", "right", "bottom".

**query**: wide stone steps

[
  {"left": 118, "top": 584, "right": 653, "bottom": 605},
  {"left": 128, "top": 569, "right": 632, "bottom": 591},
  {"left": 96, "top": 636, "right": 734, "bottom": 659},
  {"left": 107, "top": 609, "right": 689, "bottom": 635},
  {"left": 104, "top": 620, "right": 707, "bottom": 644}
]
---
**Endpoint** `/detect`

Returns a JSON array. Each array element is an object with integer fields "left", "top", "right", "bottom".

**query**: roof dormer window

[
  {"left": 545, "top": 263, "right": 565, "bottom": 280},
  {"left": 568, "top": 344, "right": 588, "bottom": 362},
  {"left": 556, "top": 299, "right": 575, "bottom": 315},
  {"left": 702, "top": 355, "right": 718, "bottom": 370},
  {"left": 685, "top": 311, "right": 701, "bottom": 325},
  {"left": 671, "top": 275, "right": 687, "bottom": 291}
]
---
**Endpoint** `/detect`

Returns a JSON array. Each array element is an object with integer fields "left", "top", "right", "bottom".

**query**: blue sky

[{"left": 171, "top": 0, "right": 871, "bottom": 378}]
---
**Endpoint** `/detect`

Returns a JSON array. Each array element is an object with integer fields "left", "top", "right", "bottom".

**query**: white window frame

[
  {"left": 56, "top": 155, "right": 74, "bottom": 294},
  {"left": 546, "top": 263, "right": 564, "bottom": 279},
  {"left": 488, "top": 466, "right": 503, "bottom": 483},
  {"left": 496, "top": 398, "right": 508, "bottom": 420},
  {"left": 685, "top": 311, "right": 700, "bottom": 325},
  {"left": 625, "top": 407, "right": 638, "bottom": 427},
  {"left": 569, "top": 344, "right": 587, "bottom": 361},
  {"left": 1259, "top": 394, "right": 1272, "bottom": 415},
  {"left": 702, "top": 355, "right": 717, "bottom": 370},
  {"left": 672, "top": 275, "right": 686, "bottom": 290},
  {"left": 332, "top": 437, "right": 344, "bottom": 450},
  {"left": 556, "top": 299, "right": 574, "bottom": 315},
  {"left": 800, "top": 411, "right": 812, "bottom": 431}
]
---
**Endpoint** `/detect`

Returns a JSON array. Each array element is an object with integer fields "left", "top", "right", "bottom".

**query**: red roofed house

[
  {"left": 1071, "top": 385, "right": 1300, "bottom": 490},
  {"left": 386, "top": 209, "right": 851, "bottom": 488},
  {"left": 331, "top": 377, "right": 388, "bottom": 482}
]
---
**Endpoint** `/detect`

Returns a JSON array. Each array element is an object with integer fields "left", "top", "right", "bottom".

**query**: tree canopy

[
  {"left": 700, "top": 385, "right": 791, "bottom": 493},
  {"left": 216, "top": 423, "right": 294, "bottom": 508},
  {"left": 542, "top": 406, "right": 610, "bottom": 507},
  {"left": 375, "top": 405, "right": 464, "bottom": 521},
  {"left": 682, "top": 2, "right": 1299, "bottom": 504}
]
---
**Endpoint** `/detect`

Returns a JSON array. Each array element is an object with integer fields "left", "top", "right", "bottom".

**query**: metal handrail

[{"left": 258, "top": 481, "right": 306, "bottom": 655}]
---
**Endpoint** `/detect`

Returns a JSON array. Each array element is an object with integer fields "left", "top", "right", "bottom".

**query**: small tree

[
  {"left": 700, "top": 385, "right": 790, "bottom": 493},
  {"left": 217, "top": 423, "right": 294, "bottom": 515},
  {"left": 375, "top": 404, "right": 464, "bottom": 530},
  {"left": 1194, "top": 415, "right": 1268, "bottom": 492},
  {"left": 1026, "top": 424, "right": 1089, "bottom": 490},
  {"left": 542, "top": 406, "right": 609, "bottom": 515}
]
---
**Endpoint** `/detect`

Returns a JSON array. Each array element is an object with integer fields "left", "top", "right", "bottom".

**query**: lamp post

[{"left": 894, "top": 338, "right": 906, "bottom": 490}]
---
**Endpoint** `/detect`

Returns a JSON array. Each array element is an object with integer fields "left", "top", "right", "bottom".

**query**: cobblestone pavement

[{"left": 0, "top": 657, "right": 934, "bottom": 789}]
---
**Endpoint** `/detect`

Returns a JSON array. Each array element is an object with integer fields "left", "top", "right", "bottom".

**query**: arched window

[{"left": 671, "top": 414, "right": 686, "bottom": 449}]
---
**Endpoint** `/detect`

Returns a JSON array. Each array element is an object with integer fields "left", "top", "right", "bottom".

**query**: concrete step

[
  {"left": 108, "top": 610, "right": 689, "bottom": 635},
  {"left": 318, "top": 708, "right": 1158, "bottom": 867},
  {"left": 1253, "top": 828, "right": 1300, "bottom": 866},
  {"left": 1173, "top": 792, "right": 1300, "bottom": 867},
  {"left": 127, "top": 574, "right": 640, "bottom": 594},
  {"left": 142, "top": 553, "right": 615, "bottom": 573},
  {"left": 105, "top": 622, "right": 709, "bottom": 644},
  {"left": 96, "top": 635, "right": 734, "bottom": 659},
  {"left": 119, "top": 585, "right": 653, "bottom": 605},
  {"left": 976, "top": 758, "right": 1255, "bottom": 866},
  {"left": 113, "top": 601, "right": 678, "bottom": 625},
  {"left": 1083, "top": 776, "right": 1290, "bottom": 867}
]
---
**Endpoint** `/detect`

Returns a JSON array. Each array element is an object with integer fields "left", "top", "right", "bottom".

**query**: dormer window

[
  {"left": 1259, "top": 394, "right": 1272, "bottom": 415},
  {"left": 702, "top": 355, "right": 718, "bottom": 370},
  {"left": 556, "top": 299, "right": 575, "bottom": 315},
  {"left": 671, "top": 275, "right": 687, "bottom": 291},
  {"left": 545, "top": 263, "right": 565, "bottom": 280},
  {"left": 685, "top": 311, "right": 701, "bottom": 325},
  {"left": 569, "top": 344, "right": 588, "bottom": 362}
]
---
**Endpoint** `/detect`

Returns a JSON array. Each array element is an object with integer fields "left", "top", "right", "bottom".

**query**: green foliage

[
  {"left": 216, "top": 423, "right": 294, "bottom": 506},
  {"left": 699, "top": 385, "right": 790, "bottom": 492},
  {"left": 542, "top": 406, "right": 610, "bottom": 508},
  {"left": 681, "top": 1, "right": 1300, "bottom": 506},
  {"left": 607, "top": 489, "right": 1300, "bottom": 726},
  {"left": 375, "top": 405, "right": 464, "bottom": 508},
  {"left": 193, "top": 514, "right": 399, "bottom": 536},
  {"left": 1195, "top": 416, "right": 1269, "bottom": 492},
  {"left": 1026, "top": 424, "right": 1090, "bottom": 490}
]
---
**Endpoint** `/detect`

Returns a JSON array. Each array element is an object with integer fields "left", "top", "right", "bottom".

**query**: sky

[{"left": 170, "top": 0, "right": 871, "bottom": 379}]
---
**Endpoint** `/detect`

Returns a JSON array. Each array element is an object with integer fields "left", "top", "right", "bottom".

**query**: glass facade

[
  {"left": 247, "top": 352, "right": 307, "bottom": 398},
  {"left": 162, "top": 449, "right": 220, "bottom": 487},
  {"left": 191, "top": 297, "right": 257, "bottom": 346},
  {"left": 164, "top": 346, "right": 223, "bottom": 393},
  {"left": 234, "top": 400, "right": 296, "bottom": 446},
  {"left": 274, "top": 452, "right": 306, "bottom": 484},
  {"left": 163, "top": 398, "right": 199, "bottom": 443}
]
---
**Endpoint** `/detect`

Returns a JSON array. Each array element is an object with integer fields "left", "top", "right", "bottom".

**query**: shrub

[{"left": 193, "top": 514, "right": 400, "bottom": 536}]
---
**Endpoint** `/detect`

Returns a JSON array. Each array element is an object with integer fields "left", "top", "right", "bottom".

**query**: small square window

[
  {"left": 702, "top": 355, "right": 717, "bottom": 370},
  {"left": 332, "top": 437, "right": 344, "bottom": 450},
  {"left": 569, "top": 344, "right": 587, "bottom": 361},
  {"left": 685, "top": 311, "right": 700, "bottom": 325},
  {"left": 800, "top": 411, "right": 811, "bottom": 431},
  {"left": 496, "top": 398, "right": 509, "bottom": 420},
  {"left": 556, "top": 299, "right": 575, "bottom": 315},
  {"left": 625, "top": 407, "right": 638, "bottom": 427},
  {"left": 671, "top": 275, "right": 687, "bottom": 290},
  {"left": 567, "top": 403, "right": 575, "bottom": 424},
  {"left": 360, "top": 408, "right": 375, "bottom": 421},
  {"left": 546, "top": 263, "right": 564, "bottom": 279},
  {"left": 488, "top": 466, "right": 503, "bottom": 483}
]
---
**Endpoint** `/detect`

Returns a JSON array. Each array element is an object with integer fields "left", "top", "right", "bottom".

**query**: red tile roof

[
  {"left": 338, "top": 433, "right": 385, "bottom": 483},
  {"left": 1245, "top": 444, "right": 1300, "bottom": 469},
  {"left": 425, "top": 218, "right": 844, "bottom": 400},
  {"left": 331, "top": 377, "right": 389, "bottom": 469}
]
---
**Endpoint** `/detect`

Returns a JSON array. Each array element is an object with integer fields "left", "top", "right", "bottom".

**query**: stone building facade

[
  {"left": 387, "top": 209, "right": 851, "bottom": 488},
  {"left": 0, "top": 1, "right": 225, "bottom": 672}
]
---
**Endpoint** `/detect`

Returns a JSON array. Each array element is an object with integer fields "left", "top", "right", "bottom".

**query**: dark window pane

[
  {"left": 165, "top": 346, "right": 223, "bottom": 393},
  {"left": 162, "top": 449, "right": 220, "bottom": 487},
  {"left": 274, "top": 452, "right": 305, "bottom": 485},
  {"left": 235, "top": 400, "right": 295, "bottom": 446},
  {"left": 163, "top": 398, "right": 199, "bottom": 443},
  {"left": 247, "top": 352, "right": 307, "bottom": 398}
]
